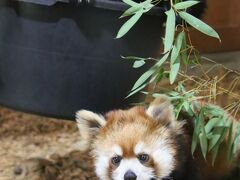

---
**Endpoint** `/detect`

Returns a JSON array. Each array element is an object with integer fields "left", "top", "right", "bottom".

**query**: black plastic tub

[{"left": 0, "top": 0, "right": 167, "bottom": 119}]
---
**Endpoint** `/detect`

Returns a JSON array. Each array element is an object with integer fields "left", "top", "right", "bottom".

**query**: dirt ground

[{"left": 0, "top": 107, "right": 97, "bottom": 180}]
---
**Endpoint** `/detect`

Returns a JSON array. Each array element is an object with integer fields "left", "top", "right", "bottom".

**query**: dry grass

[{"left": 0, "top": 108, "right": 96, "bottom": 180}]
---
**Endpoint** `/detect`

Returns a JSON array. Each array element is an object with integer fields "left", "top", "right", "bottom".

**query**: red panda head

[{"left": 76, "top": 95, "right": 185, "bottom": 180}]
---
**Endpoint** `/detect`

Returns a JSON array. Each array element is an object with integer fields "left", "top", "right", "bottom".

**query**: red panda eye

[
  {"left": 111, "top": 155, "right": 122, "bottom": 166},
  {"left": 138, "top": 154, "right": 149, "bottom": 163}
]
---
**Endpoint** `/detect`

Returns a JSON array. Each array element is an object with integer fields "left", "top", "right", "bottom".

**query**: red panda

[{"left": 76, "top": 95, "right": 239, "bottom": 180}]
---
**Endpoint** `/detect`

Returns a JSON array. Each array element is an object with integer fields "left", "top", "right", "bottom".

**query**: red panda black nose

[{"left": 124, "top": 170, "right": 137, "bottom": 180}]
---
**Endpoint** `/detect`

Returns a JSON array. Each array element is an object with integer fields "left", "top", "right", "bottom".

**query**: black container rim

[{"left": 14, "top": 0, "right": 165, "bottom": 16}]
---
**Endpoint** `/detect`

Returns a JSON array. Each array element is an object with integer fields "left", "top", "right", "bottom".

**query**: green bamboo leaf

[
  {"left": 131, "top": 68, "right": 155, "bottom": 91},
  {"left": 204, "top": 105, "right": 225, "bottom": 117},
  {"left": 156, "top": 68, "right": 165, "bottom": 82},
  {"left": 182, "top": 101, "right": 190, "bottom": 112},
  {"left": 178, "top": 11, "right": 220, "bottom": 40},
  {"left": 227, "top": 122, "right": 233, "bottom": 160},
  {"left": 191, "top": 132, "right": 198, "bottom": 154},
  {"left": 181, "top": 33, "right": 188, "bottom": 65},
  {"left": 184, "top": 91, "right": 195, "bottom": 98},
  {"left": 175, "top": 101, "right": 184, "bottom": 119},
  {"left": 141, "top": 0, "right": 154, "bottom": 12},
  {"left": 196, "top": 110, "right": 208, "bottom": 158},
  {"left": 211, "top": 145, "right": 219, "bottom": 166},
  {"left": 168, "top": 91, "right": 180, "bottom": 97},
  {"left": 208, "top": 134, "right": 221, "bottom": 151},
  {"left": 232, "top": 124, "right": 240, "bottom": 154},
  {"left": 187, "top": 104, "right": 195, "bottom": 117},
  {"left": 121, "top": 56, "right": 145, "bottom": 61},
  {"left": 170, "top": 32, "right": 184, "bottom": 64},
  {"left": 206, "top": 132, "right": 213, "bottom": 139},
  {"left": 120, "top": 0, "right": 153, "bottom": 18},
  {"left": 191, "top": 118, "right": 200, "bottom": 154},
  {"left": 126, "top": 82, "right": 148, "bottom": 98},
  {"left": 164, "top": 8, "right": 176, "bottom": 53},
  {"left": 155, "top": 52, "right": 170, "bottom": 67},
  {"left": 191, "top": 132, "right": 198, "bottom": 155},
  {"left": 209, "top": 126, "right": 227, "bottom": 151},
  {"left": 133, "top": 60, "right": 145, "bottom": 68},
  {"left": 122, "top": 0, "right": 139, "bottom": 7},
  {"left": 169, "top": 32, "right": 184, "bottom": 84},
  {"left": 174, "top": 1, "right": 200, "bottom": 10},
  {"left": 205, "top": 118, "right": 219, "bottom": 134},
  {"left": 152, "top": 93, "right": 169, "bottom": 98},
  {"left": 120, "top": 6, "right": 142, "bottom": 18},
  {"left": 169, "top": 58, "right": 180, "bottom": 84},
  {"left": 177, "top": 82, "right": 186, "bottom": 93},
  {"left": 232, "top": 135, "right": 240, "bottom": 154},
  {"left": 168, "top": 96, "right": 183, "bottom": 101},
  {"left": 199, "top": 132, "right": 208, "bottom": 159},
  {"left": 116, "top": 10, "right": 143, "bottom": 39},
  {"left": 131, "top": 53, "right": 169, "bottom": 91}
]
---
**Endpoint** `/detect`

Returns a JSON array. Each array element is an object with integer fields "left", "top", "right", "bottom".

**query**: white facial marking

[
  {"left": 113, "top": 145, "right": 123, "bottom": 156},
  {"left": 112, "top": 159, "right": 155, "bottom": 180},
  {"left": 95, "top": 140, "right": 175, "bottom": 179},
  {"left": 134, "top": 142, "right": 144, "bottom": 155},
  {"left": 94, "top": 145, "right": 122, "bottom": 180},
  {"left": 150, "top": 140, "right": 175, "bottom": 178},
  {"left": 134, "top": 140, "right": 175, "bottom": 179},
  {"left": 95, "top": 153, "right": 110, "bottom": 180}
]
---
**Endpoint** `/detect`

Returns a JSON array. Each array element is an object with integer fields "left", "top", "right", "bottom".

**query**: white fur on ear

[
  {"left": 76, "top": 110, "right": 106, "bottom": 151},
  {"left": 146, "top": 95, "right": 175, "bottom": 126}
]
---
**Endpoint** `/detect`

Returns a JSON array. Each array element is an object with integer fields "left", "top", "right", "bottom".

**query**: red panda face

[
  {"left": 93, "top": 107, "right": 179, "bottom": 180},
  {"left": 76, "top": 95, "right": 184, "bottom": 180}
]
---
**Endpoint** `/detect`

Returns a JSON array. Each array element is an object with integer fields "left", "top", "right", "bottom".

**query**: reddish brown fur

[
  {"left": 91, "top": 106, "right": 178, "bottom": 179},
  {"left": 145, "top": 158, "right": 161, "bottom": 177},
  {"left": 95, "top": 106, "right": 176, "bottom": 159}
]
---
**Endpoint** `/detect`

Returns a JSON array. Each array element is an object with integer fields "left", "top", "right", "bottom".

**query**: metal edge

[{"left": 14, "top": 0, "right": 165, "bottom": 16}]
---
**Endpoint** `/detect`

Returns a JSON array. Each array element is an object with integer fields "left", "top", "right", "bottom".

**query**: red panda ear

[
  {"left": 76, "top": 110, "right": 106, "bottom": 151},
  {"left": 146, "top": 95, "right": 175, "bottom": 126}
]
